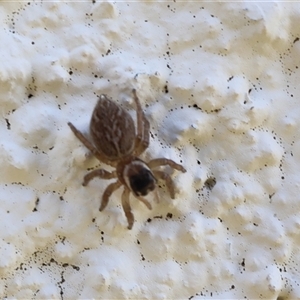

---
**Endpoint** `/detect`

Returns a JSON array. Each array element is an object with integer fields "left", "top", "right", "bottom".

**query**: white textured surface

[{"left": 1, "top": 2, "right": 300, "bottom": 299}]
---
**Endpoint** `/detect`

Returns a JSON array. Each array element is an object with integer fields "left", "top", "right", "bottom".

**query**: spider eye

[{"left": 129, "top": 169, "right": 156, "bottom": 196}]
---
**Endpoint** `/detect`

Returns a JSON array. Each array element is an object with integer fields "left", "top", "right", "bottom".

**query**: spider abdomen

[{"left": 90, "top": 95, "right": 136, "bottom": 161}]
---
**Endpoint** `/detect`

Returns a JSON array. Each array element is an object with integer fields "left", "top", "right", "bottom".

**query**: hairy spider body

[
  {"left": 90, "top": 96, "right": 135, "bottom": 162},
  {"left": 68, "top": 89, "right": 186, "bottom": 229}
]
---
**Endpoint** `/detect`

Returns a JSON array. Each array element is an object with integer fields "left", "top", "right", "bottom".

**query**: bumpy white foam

[{"left": 1, "top": 2, "right": 300, "bottom": 299}]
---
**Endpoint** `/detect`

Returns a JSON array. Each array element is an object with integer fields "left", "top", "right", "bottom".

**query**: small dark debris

[
  {"left": 166, "top": 213, "right": 173, "bottom": 219},
  {"left": 32, "top": 197, "right": 40, "bottom": 212},
  {"left": 28, "top": 93, "right": 34, "bottom": 99},
  {"left": 5, "top": 118, "right": 11, "bottom": 130},
  {"left": 154, "top": 215, "right": 163, "bottom": 219},
  {"left": 58, "top": 271, "right": 65, "bottom": 297},
  {"left": 241, "top": 258, "right": 245, "bottom": 267},
  {"left": 164, "top": 84, "right": 169, "bottom": 94},
  {"left": 106, "top": 49, "right": 111, "bottom": 55},
  {"left": 72, "top": 265, "right": 80, "bottom": 271},
  {"left": 147, "top": 218, "right": 152, "bottom": 223},
  {"left": 193, "top": 104, "right": 202, "bottom": 110},
  {"left": 59, "top": 273, "right": 65, "bottom": 284},
  {"left": 293, "top": 37, "right": 299, "bottom": 44},
  {"left": 227, "top": 76, "right": 234, "bottom": 82},
  {"left": 204, "top": 177, "right": 216, "bottom": 190}
]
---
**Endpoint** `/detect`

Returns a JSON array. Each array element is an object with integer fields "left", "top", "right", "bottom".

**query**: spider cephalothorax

[
  {"left": 68, "top": 89, "right": 186, "bottom": 229},
  {"left": 123, "top": 159, "right": 157, "bottom": 197}
]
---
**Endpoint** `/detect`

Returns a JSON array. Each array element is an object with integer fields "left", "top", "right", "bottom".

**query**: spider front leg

[
  {"left": 148, "top": 158, "right": 186, "bottom": 173},
  {"left": 121, "top": 187, "right": 134, "bottom": 229},
  {"left": 132, "top": 89, "right": 150, "bottom": 156},
  {"left": 152, "top": 170, "right": 176, "bottom": 199},
  {"left": 83, "top": 169, "right": 117, "bottom": 186},
  {"left": 137, "top": 196, "right": 152, "bottom": 210},
  {"left": 68, "top": 122, "right": 115, "bottom": 166}
]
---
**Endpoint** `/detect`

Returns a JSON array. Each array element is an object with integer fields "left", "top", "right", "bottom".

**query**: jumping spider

[{"left": 68, "top": 89, "right": 186, "bottom": 229}]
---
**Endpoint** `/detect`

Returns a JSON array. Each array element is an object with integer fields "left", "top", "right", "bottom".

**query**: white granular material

[{"left": 1, "top": 2, "right": 299, "bottom": 299}]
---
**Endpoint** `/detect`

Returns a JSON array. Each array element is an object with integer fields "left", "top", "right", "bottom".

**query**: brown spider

[{"left": 68, "top": 89, "right": 186, "bottom": 229}]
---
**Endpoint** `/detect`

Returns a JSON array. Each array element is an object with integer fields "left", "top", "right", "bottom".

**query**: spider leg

[
  {"left": 68, "top": 122, "right": 115, "bottom": 166},
  {"left": 154, "top": 188, "right": 160, "bottom": 203},
  {"left": 100, "top": 181, "right": 122, "bottom": 211},
  {"left": 132, "top": 89, "right": 150, "bottom": 156},
  {"left": 121, "top": 187, "right": 134, "bottom": 229},
  {"left": 137, "top": 196, "right": 152, "bottom": 210},
  {"left": 148, "top": 158, "right": 186, "bottom": 173},
  {"left": 152, "top": 170, "right": 175, "bottom": 199},
  {"left": 83, "top": 169, "right": 117, "bottom": 186}
]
